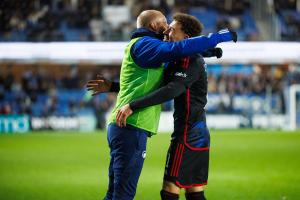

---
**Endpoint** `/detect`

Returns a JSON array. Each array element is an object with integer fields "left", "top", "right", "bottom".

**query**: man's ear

[{"left": 149, "top": 22, "right": 157, "bottom": 32}]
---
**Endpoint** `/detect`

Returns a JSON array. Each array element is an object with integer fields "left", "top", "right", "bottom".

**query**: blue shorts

[{"left": 104, "top": 124, "right": 148, "bottom": 200}]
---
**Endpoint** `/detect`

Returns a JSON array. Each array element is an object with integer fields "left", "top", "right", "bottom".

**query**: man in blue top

[
  {"left": 127, "top": 10, "right": 236, "bottom": 69},
  {"left": 87, "top": 10, "right": 236, "bottom": 200}
]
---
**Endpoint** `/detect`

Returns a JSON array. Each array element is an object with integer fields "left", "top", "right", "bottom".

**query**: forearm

[
  {"left": 130, "top": 82, "right": 186, "bottom": 111},
  {"left": 176, "top": 30, "right": 232, "bottom": 56},
  {"left": 156, "top": 29, "right": 234, "bottom": 63}
]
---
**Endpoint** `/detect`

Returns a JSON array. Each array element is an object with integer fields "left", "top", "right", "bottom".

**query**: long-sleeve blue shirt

[{"left": 130, "top": 28, "right": 234, "bottom": 68}]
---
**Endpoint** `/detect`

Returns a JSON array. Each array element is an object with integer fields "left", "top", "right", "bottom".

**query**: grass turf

[{"left": 0, "top": 129, "right": 300, "bottom": 200}]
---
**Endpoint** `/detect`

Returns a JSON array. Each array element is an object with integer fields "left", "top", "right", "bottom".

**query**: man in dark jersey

[
  {"left": 115, "top": 13, "right": 217, "bottom": 200},
  {"left": 87, "top": 13, "right": 233, "bottom": 200}
]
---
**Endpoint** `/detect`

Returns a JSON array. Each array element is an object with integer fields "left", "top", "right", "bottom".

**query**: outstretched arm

[
  {"left": 86, "top": 47, "right": 221, "bottom": 96},
  {"left": 128, "top": 48, "right": 222, "bottom": 110},
  {"left": 132, "top": 29, "right": 235, "bottom": 68}
]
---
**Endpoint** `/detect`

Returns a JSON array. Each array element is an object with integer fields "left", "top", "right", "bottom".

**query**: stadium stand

[
  {"left": 274, "top": 0, "right": 300, "bottom": 41},
  {"left": 0, "top": 0, "right": 261, "bottom": 41},
  {"left": 1, "top": 64, "right": 299, "bottom": 119},
  {"left": 0, "top": 64, "right": 119, "bottom": 129}
]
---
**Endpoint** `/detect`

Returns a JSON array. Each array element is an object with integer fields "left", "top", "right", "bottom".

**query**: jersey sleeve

[
  {"left": 131, "top": 29, "right": 233, "bottom": 68},
  {"left": 110, "top": 81, "right": 120, "bottom": 92},
  {"left": 129, "top": 56, "right": 204, "bottom": 111}
]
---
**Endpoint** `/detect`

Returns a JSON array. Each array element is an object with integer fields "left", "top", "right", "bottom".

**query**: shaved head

[{"left": 137, "top": 10, "right": 167, "bottom": 30}]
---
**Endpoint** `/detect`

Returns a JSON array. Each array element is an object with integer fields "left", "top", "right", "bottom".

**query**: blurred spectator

[
  {"left": 0, "top": 103, "right": 12, "bottom": 114},
  {"left": 274, "top": 0, "right": 300, "bottom": 41},
  {"left": 274, "top": 0, "right": 297, "bottom": 12}
]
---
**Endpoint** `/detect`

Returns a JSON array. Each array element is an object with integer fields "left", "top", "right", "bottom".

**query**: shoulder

[
  {"left": 134, "top": 36, "right": 162, "bottom": 46},
  {"left": 131, "top": 36, "right": 163, "bottom": 55},
  {"left": 189, "top": 54, "right": 205, "bottom": 66}
]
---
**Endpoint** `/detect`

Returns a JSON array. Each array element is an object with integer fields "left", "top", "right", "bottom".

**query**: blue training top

[{"left": 130, "top": 28, "right": 233, "bottom": 69}]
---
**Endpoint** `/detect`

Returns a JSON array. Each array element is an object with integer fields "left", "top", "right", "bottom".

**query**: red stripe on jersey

[
  {"left": 170, "top": 143, "right": 180, "bottom": 176},
  {"left": 174, "top": 144, "right": 184, "bottom": 176},
  {"left": 182, "top": 57, "right": 190, "bottom": 69},
  {"left": 184, "top": 57, "right": 190, "bottom": 69},
  {"left": 172, "top": 144, "right": 184, "bottom": 177}
]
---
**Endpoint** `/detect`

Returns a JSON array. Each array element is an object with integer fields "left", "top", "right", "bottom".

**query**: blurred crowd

[
  {"left": 208, "top": 65, "right": 286, "bottom": 95},
  {"left": 274, "top": 0, "right": 300, "bottom": 41},
  {"left": 1, "top": 0, "right": 299, "bottom": 41},
  {"left": 1, "top": 64, "right": 300, "bottom": 127},
  {"left": 0, "top": 65, "right": 119, "bottom": 129},
  {"left": 1, "top": 0, "right": 260, "bottom": 41}
]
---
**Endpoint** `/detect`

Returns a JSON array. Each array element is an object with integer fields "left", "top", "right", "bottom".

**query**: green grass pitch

[{"left": 0, "top": 129, "right": 300, "bottom": 200}]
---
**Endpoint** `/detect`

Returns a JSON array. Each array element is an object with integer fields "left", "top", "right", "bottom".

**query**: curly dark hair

[{"left": 173, "top": 13, "right": 204, "bottom": 37}]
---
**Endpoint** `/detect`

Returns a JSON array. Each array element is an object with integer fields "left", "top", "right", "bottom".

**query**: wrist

[
  {"left": 129, "top": 102, "right": 137, "bottom": 111},
  {"left": 110, "top": 82, "right": 119, "bottom": 92},
  {"left": 230, "top": 30, "right": 237, "bottom": 42}
]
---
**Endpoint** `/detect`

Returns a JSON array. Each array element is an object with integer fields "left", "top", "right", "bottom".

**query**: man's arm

[
  {"left": 86, "top": 75, "right": 120, "bottom": 95},
  {"left": 132, "top": 29, "right": 235, "bottom": 68},
  {"left": 86, "top": 47, "right": 221, "bottom": 96},
  {"left": 116, "top": 56, "right": 204, "bottom": 127},
  {"left": 110, "top": 82, "right": 120, "bottom": 92},
  {"left": 130, "top": 57, "right": 202, "bottom": 111},
  {"left": 129, "top": 48, "right": 222, "bottom": 109}
]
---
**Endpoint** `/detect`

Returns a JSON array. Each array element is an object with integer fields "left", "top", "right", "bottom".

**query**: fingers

[
  {"left": 86, "top": 83, "right": 98, "bottom": 89},
  {"left": 92, "top": 91, "right": 100, "bottom": 96},
  {"left": 86, "top": 80, "right": 104, "bottom": 84},
  {"left": 86, "top": 81, "right": 103, "bottom": 90},
  {"left": 122, "top": 113, "right": 128, "bottom": 127},
  {"left": 116, "top": 110, "right": 122, "bottom": 127},
  {"left": 116, "top": 110, "right": 129, "bottom": 127},
  {"left": 86, "top": 80, "right": 105, "bottom": 95},
  {"left": 86, "top": 85, "right": 97, "bottom": 92}
]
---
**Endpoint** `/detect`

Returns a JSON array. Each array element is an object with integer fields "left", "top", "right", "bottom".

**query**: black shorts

[{"left": 163, "top": 123, "right": 210, "bottom": 188}]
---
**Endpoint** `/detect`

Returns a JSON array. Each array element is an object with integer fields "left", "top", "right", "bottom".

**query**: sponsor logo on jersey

[{"left": 174, "top": 72, "right": 187, "bottom": 78}]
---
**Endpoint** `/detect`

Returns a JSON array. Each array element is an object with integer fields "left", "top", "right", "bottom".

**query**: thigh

[
  {"left": 163, "top": 140, "right": 209, "bottom": 188},
  {"left": 185, "top": 186, "right": 204, "bottom": 193},
  {"left": 177, "top": 147, "right": 209, "bottom": 188},
  {"left": 162, "top": 180, "right": 180, "bottom": 194},
  {"left": 107, "top": 124, "right": 148, "bottom": 199},
  {"left": 107, "top": 124, "right": 147, "bottom": 169}
]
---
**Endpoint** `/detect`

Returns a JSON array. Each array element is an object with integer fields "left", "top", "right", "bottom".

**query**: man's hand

[
  {"left": 202, "top": 47, "right": 223, "bottom": 58},
  {"left": 230, "top": 30, "right": 237, "bottom": 42},
  {"left": 86, "top": 75, "right": 112, "bottom": 96},
  {"left": 116, "top": 104, "right": 133, "bottom": 127},
  {"left": 214, "top": 47, "right": 223, "bottom": 58}
]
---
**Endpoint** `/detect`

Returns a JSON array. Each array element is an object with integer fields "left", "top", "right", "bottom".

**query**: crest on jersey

[{"left": 142, "top": 151, "right": 146, "bottom": 158}]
